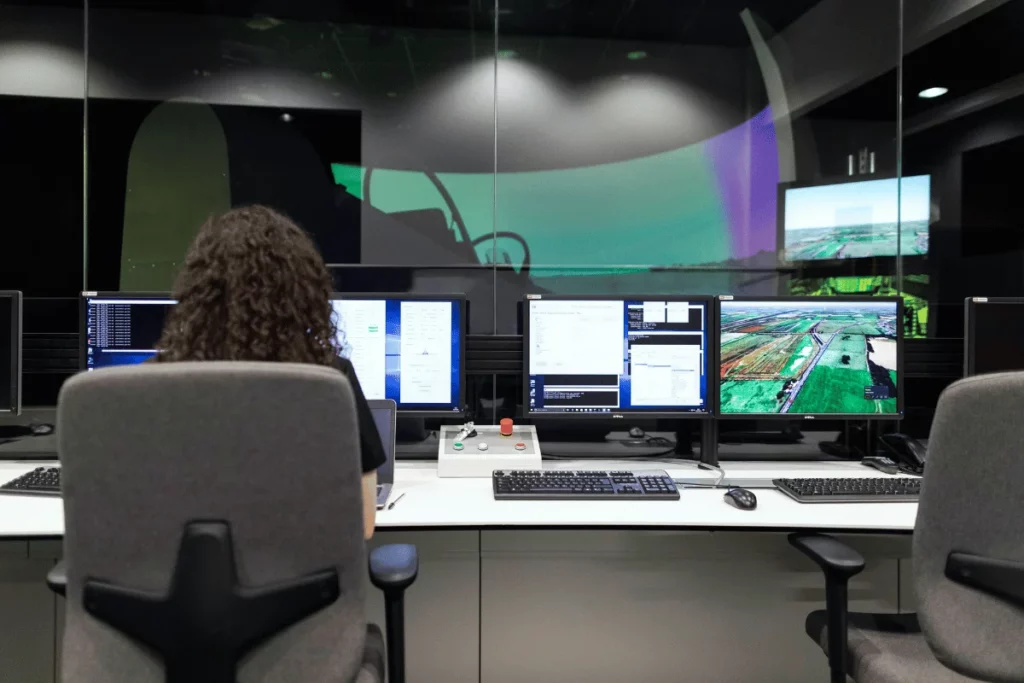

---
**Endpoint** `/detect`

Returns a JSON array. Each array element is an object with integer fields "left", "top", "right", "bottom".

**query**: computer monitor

[
  {"left": 719, "top": 296, "right": 902, "bottom": 418},
  {"left": 781, "top": 174, "right": 930, "bottom": 261},
  {"left": 524, "top": 294, "right": 712, "bottom": 418},
  {"left": 80, "top": 292, "right": 176, "bottom": 370},
  {"left": 0, "top": 291, "right": 22, "bottom": 415},
  {"left": 331, "top": 293, "right": 465, "bottom": 416},
  {"left": 963, "top": 297, "right": 1024, "bottom": 376}
]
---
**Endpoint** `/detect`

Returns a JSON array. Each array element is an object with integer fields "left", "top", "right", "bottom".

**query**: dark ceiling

[
  {"left": 23, "top": 0, "right": 824, "bottom": 46},
  {"left": 810, "top": 0, "right": 1024, "bottom": 122}
]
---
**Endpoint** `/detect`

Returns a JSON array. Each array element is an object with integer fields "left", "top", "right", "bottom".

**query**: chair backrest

[
  {"left": 58, "top": 362, "right": 368, "bottom": 683},
  {"left": 914, "top": 372, "right": 1024, "bottom": 682}
]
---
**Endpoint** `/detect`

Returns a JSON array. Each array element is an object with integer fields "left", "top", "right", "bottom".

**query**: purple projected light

[{"left": 704, "top": 106, "right": 780, "bottom": 260}]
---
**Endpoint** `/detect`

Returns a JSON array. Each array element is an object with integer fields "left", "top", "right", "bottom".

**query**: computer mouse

[
  {"left": 724, "top": 487, "right": 758, "bottom": 510},
  {"left": 30, "top": 423, "right": 54, "bottom": 436},
  {"left": 628, "top": 427, "right": 646, "bottom": 439}
]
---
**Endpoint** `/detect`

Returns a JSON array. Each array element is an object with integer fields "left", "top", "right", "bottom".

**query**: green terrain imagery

[
  {"left": 785, "top": 220, "right": 928, "bottom": 260},
  {"left": 789, "top": 275, "right": 928, "bottom": 339},
  {"left": 720, "top": 303, "right": 899, "bottom": 415}
]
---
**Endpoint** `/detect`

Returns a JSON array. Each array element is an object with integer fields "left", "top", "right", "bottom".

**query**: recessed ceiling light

[
  {"left": 280, "top": 113, "right": 293, "bottom": 123},
  {"left": 627, "top": 50, "right": 647, "bottom": 60},
  {"left": 918, "top": 87, "right": 949, "bottom": 99}
]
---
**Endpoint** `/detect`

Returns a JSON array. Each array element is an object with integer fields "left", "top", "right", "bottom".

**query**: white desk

[
  {"left": 0, "top": 458, "right": 916, "bottom": 683},
  {"left": 0, "top": 459, "right": 916, "bottom": 537},
  {"left": 382, "top": 460, "right": 917, "bottom": 532}
]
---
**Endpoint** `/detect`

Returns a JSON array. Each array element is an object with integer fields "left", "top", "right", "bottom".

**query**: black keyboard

[
  {"left": 493, "top": 470, "right": 679, "bottom": 500},
  {"left": 774, "top": 477, "right": 921, "bottom": 503},
  {"left": 0, "top": 467, "right": 61, "bottom": 496}
]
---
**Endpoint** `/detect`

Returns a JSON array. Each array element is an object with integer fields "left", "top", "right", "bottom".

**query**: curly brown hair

[{"left": 155, "top": 205, "right": 341, "bottom": 366}]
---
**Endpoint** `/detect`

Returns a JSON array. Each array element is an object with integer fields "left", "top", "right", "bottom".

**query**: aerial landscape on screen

[
  {"left": 720, "top": 301, "right": 899, "bottom": 415},
  {"left": 783, "top": 175, "right": 931, "bottom": 261}
]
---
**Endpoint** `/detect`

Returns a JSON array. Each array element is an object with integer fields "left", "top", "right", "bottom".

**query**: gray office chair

[
  {"left": 790, "top": 372, "right": 1024, "bottom": 683},
  {"left": 49, "top": 362, "right": 417, "bottom": 683}
]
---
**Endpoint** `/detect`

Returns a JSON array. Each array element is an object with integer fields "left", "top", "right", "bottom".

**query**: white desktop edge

[{"left": 0, "top": 459, "right": 918, "bottom": 537}]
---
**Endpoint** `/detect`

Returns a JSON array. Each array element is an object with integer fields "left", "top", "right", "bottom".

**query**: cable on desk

[
  {"left": 541, "top": 435, "right": 678, "bottom": 460},
  {"left": 673, "top": 462, "right": 727, "bottom": 488},
  {"left": 542, "top": 447, "right": 678, "bottom": 460}
]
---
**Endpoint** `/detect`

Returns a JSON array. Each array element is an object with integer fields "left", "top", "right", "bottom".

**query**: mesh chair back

[{"left": 58, "top": 362, "right": 368, "bottom": 683}]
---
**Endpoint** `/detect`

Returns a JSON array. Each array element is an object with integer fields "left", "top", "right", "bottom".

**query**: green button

[{"left": 454, "top": 442, "right": 464, "bottom": 451}]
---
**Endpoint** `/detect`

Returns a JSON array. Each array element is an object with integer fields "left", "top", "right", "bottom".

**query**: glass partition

[
  {"left": 15, "top": 0, "right": 1015, "bottom": 422},
  {"left": 492, "top": 0, "right": 905, "bottom": 436},
  {"left": 494, "top": 0, "right": 905, "bottom": 335},
  {"left": 84, "top": 1, "right": 497, "bottom": 334},
  {"left": 900, "top": 0, "right": 1024, "bottom": 339}
]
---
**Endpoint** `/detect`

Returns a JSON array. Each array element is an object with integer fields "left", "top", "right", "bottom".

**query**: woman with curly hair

[{"left": 155, "top": 205, "right": 385, "bottom": 538}]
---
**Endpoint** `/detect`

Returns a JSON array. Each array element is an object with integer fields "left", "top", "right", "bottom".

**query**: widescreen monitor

[
  {"left": 331, "top": 293, "right": 465, "bottom": 416},
  {"left": 782, "top": 175, "right": 930, "bottom": 261},
  {"left": 0, "top": 291, "right": 22, "bottom": 414},
  {"left": 524, "top": 294, "right": 712, "bottom": 418},
  {"left": 81, "top": 292, "right": 176, "bottom": 370},
  {"left": 719, "top": 296, "right": 902, "bottom": 418},
  {"left": 964, "top": 297, "right": 1024, "bottom": 377}
]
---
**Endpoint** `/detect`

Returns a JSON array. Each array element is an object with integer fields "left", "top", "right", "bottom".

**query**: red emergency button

[{"left": 499, "top": 418, "right": 514, "bottom": 436}]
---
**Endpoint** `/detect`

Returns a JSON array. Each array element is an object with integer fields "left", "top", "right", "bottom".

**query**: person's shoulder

[{"left": 331, "top": 355, "right": 355, "bottom": 375}]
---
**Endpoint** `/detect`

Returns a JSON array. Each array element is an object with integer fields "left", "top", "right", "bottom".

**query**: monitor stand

[
  {"left": 817, "top": 423, "right": 873, "bottom": 459},
  {"left": 719, "top": 423, "right": 804, "bottom": 445},
  {"left": 396, "top": 418, "right": 428, "bottom": 443}
]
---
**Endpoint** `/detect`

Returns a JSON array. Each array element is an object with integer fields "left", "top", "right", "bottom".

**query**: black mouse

[{"left": 724, "top": 487, "right": 757, "bottom": 510}]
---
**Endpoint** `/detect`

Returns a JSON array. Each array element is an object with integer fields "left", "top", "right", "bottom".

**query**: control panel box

[{"left": 437, "top": 423, "right": 542, "bottom": 478}]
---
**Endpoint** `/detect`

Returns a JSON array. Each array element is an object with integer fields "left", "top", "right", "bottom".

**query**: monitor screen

[
  {"left": 525, "top": 296, "right": 710, "bottom": 417},
  {"left": 331, "top": 295, "right": 464, "bottom": 415},
  {"left": 719, "top": 298, "right": 901, "bottom": 417},
  {"left": 783, "top": 175, "right": 930, "bottom": 261},
  {"left": 82, "top": 294, "right": 176, "bottom": 370},
  {"left": 965, "top": 299, "right": 1024, "bottom": 376},
  {"left": 0, "top": 292, "right": 19, "bottom": 414},
  {"left": 368, "top": 401, "right": 396, "bottom": 484}
]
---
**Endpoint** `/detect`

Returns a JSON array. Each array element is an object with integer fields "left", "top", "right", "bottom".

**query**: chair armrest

[
  {"left": 789, "top": 533, "right": 865, "bottom": 579},
  {"left": 789, "top": 534, "right": 863, "bottom": 683},
  {"left": 369, "top": 544, "right": 418, "bottom": 592},
  {"left": 47, "top": 561, "right": 67, "bottom": 597}
]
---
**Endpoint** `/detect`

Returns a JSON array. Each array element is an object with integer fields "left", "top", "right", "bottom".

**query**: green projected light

[
  {"left": 331, "top": 145, "right": 730, "bottom": 275},
  {"left": 789, "top": 275, "right": 928, "bottom": 339},
  {"left": 329, "top": 106, "right": 787, "bottom": 286}
]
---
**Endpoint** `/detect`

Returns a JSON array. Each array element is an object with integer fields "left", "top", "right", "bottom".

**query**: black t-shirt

[
  {"left": 149, "top": 355, "right": 386, "bottom": 474},
  {"left": 332, "top": 356, "right": 387, "bottom": 474}
]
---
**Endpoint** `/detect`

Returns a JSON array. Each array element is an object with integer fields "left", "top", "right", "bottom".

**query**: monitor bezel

[
  {"left": 717, "top": 295, "right": 904, "bottom": 420},
  {"left": 522, "top": 293, "right": 715, "bottom": 420},
  {"left": 776, "top": 173, "right": 933, "bottom": 269},
  {"left": 330, "top": 292, "right": 467, "bottom": 418},
  {"left": 1, "top": 291, "right": 22, "bottom": 416},
  {"left": 79, "top": 291, "right": 176, "bottom": 370},
  {"left": 963, "top": 297, "right": 1024, "bottom": 377}
]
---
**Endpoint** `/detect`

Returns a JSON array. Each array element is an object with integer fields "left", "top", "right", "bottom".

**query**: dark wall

[
  {"left": 0, "top": 95, "right": 83, "bottom": 297},
  {"left": 904, "top": 95, "right": 1024, "bottom": 337}
]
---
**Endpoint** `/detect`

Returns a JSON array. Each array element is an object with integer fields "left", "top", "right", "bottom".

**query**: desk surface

[{"left": 0, "top": 460, "right": 917, "bottom": 538}]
